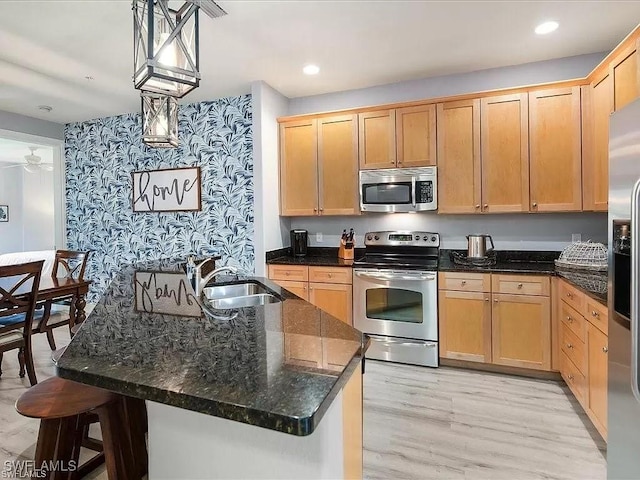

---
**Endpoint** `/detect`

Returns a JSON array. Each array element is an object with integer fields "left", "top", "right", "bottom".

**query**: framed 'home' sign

[{"left": 132, "top": 166, "right": 201, "bottom": 213}]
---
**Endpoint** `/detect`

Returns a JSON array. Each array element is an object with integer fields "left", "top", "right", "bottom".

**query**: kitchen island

[{"left": 57, "top": 259, "right": 366, "bottom": 479}]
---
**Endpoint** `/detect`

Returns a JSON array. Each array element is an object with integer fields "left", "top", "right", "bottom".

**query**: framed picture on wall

[
  {"left": 131, "top": 166, "right": 201, "bottom": 213},
  {"left": 0, "top": 205, "right": 7, "bottom": 222}
]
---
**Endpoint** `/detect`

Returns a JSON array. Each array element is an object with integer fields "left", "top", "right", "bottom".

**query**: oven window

[
  {"left": 365, "top": 288, "right": 423, "bottom": 323},
  {"left": 362, "top": 183, "right": 412, "bottom": 204}
]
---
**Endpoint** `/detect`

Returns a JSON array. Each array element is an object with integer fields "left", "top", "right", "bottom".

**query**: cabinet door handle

[
  {"left": 475, "top": 204, "right": 480, "bottom": 209},
  {"left": 517, "top": 283, "right": 523, "bottom": 289},
  {"left": 532, "top": 202, "right": 538, "bottom": 207},
  {"left": 568, "top": 374, "right": 574, "bottom": 381},
  {"left": 592, "top": 310, "right": 600, "bottom": 317},
  {"left": 494, "top": 299, "right": 499, "bottom": 303},
  {"left": 566, "top": 343, "right": 573, "bottom": 349},
  {"left": 566, "top": 316, "right": 573, "bottom": 323},
  {"left": 603, "top": 346, "right": 609, "bottom": 353},
  {"left": 461, "top": 280, "right": 467, "bottom": 285},
  {"left": 313, "top": 208, "right": 317, "bottom": 212},
  {"left": 484, "top": 204, "right": 489, "bottom": 209},
  {"left": 390, "top": 160, "right": 395, "bottom": 164},
  {"left": 566, "top": 292, "right": 573, "bottom": 298},
  {"left": 485, "top": 298, "right": 490, "bottom": 302},
  {"left": 328, "top": 273, "right": 333, "bottom": 278}
]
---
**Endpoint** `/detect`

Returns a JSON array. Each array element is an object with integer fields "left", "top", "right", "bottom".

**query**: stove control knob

[
  {"left": 415, "top": 235, "right": 420, "bottom": 240},
  {"left": 367, "top": 235, "right": 372, "bottom": 241},
  {"left": 374, "top": 235, "right": 379, "bottom": 241},
  {"left": 431, "top": 236, "right": 437, "bottom": 242}
]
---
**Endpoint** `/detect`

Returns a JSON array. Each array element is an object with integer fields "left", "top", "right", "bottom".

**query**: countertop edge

[{"left": 56, "top": 361, "right": 362, "bottom": 436}]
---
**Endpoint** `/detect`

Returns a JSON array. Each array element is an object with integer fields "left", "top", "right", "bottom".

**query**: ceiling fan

[{"left": 0, "top": 147, "right": 53, "bottom": 173}]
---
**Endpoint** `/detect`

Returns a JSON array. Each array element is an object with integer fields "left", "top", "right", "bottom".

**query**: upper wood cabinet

[
  {"left": 436, "top": 99, "right": 481, "bottom": 214},
  {"left": 318, "top": 115, "right": 359, "bottom": 216},
  {"left": 358, "top": 110, "right": 396, "bottom": 169},
  {"left": 612, "top": 40, "right": 640, "bottom": 111},
  {"left": 528, "top": 87, "right": 582, "bottom": 212},
  {"left": 280, "top": 115, "right": 359, "bottom": 216},
  {"left": 359, "top": 105, "right": 436, "bottom": 170},
  {"left": 280, "top": 119, "right": 318, "bottom": 216},
  {"left": 584, "top": 72, "right": 613, "bottom": 211},
  {"left": 480, "top": 94, "right": 530, "bottom": 213},
  {"left": 395, "top": 104, "right": 437, "bottom": 167}
]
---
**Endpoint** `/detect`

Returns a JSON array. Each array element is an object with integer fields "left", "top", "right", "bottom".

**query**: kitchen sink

[
  {"left": 206, "top": 293, "right": 279, "bottom": 309},
  {"left": 202, "top": 282, "right": 270, "bottom": 300},
  {"left": 202, "top": 282, "right": 281, "bottom": 310}
]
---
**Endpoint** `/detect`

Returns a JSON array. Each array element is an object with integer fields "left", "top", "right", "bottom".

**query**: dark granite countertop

[
  {"left": 57, "top": 259, "right": 366, "bottom": 436},
  {"left": 438, "top": 250, "right": 559, "bottom": 274},
  {"left": 266, "top": 247, "right": 364, "bottom": 268}
]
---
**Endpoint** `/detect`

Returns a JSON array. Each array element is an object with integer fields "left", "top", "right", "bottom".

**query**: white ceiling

[
  {"left": 0, "top": 1, "right": 639, "bottom": 124},
  {"left": 0, "top": 138, "right": 53, "bottom": 164}
]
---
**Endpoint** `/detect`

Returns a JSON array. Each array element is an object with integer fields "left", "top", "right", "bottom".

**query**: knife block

[{"left": 338, "top": 240, "right": 354, "bottom": 260}]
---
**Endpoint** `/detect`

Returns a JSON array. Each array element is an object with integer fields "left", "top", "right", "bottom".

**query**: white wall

[
  {"left": 0, "top": 167, "right": 24, "bottom": 253},
  {"left": 22, "top": 168, "right": 55, "bottom": 251},
  {"left": 288, "top": 52, "right": 606, "bottom": 115},
  {"left": 290, "top": 213, "right": 608, "bottom": 252},
  {"left": 252, "top": 81, "right": 291, "bottom": 276}
]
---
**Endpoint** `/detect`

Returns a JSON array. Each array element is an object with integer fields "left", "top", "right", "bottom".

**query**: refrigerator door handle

[{"left": 631, "top": 178, "right": 640, "bottom": 403}]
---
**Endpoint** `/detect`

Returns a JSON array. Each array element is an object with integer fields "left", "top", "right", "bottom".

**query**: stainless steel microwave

[{"left": 359, "top": 167, "right": 437, "bottom": 212}]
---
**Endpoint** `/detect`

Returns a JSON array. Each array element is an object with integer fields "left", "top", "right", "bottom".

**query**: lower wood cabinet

[
  {"left": 587, "top": 322, "right": 608, "bottom": 437},
  {"left": 268, "top": 265, "right": 353, "bottom": 325},
  {"left": 309, "top": 282, "right": 353, "bottom": 326},
  {"left": 439, "top": 272, "right": 551, "bottom": 371},
  {"left": 439, "top": 290, "right": 491, "bottom": 363},
  {"left": 556, "top": 277, "right": 609, "bottom": 440},
  {"left": 491, "top": 293, "right": 551, "bottom": 370}
]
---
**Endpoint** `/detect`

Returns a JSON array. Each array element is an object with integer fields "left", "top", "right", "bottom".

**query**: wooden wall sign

[{"left": 132, "top": 166, "right": 201, "bottom": 212}]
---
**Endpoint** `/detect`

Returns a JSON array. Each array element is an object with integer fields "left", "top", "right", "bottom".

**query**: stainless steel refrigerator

[{"left": 608, "top": 98, "right": 640, "bottom": 479}]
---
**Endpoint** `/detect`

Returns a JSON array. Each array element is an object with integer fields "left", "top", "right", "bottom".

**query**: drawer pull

[
  {"left": 475, "top": 204, "right": 480, "bottom": 209},
  {"left": 566, "top": 292, "right": 573, "bottom": 298},
  {"left": 568, "top": 374, "right": 574, "bottom": 381},
  {"left": 566, "top": 343, "right": 573, "bottom": 349},
  {"left": 485, "top": 298, "right": 490, "bottom": 302},
  {"left": 494, "top": 299, "right": 499, "bottom": 303},
  {"left": 328, "top": 273, "right": 333, "bottom": 278},
  {"left": 517, "top": 283, "right": 523, "bottom": 289},
  {"left": 591, "top": 310, "right": 600, "bottom": 318},
  {"left": 285, "top": 271, "right": 290, "bottom": 276},
  {"left": 603, "top": 346, "right": 609, "bottom": 353},
  {"left": 566, "top": 316, "right": 573, "bottom": 323},
  {"left": 461, "top": 280, "right": 467, "bottom": 285}
]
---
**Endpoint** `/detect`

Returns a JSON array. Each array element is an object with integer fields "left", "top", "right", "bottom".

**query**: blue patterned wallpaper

[{"left": 65, "top": 95, "right": 253, "bottom": 302}]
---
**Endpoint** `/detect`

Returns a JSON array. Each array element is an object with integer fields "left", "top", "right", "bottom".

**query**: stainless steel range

[{"left": 353, "top": 231, "right": 439, "bottom": 367}]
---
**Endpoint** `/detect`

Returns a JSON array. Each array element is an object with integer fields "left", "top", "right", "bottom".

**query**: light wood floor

[
  {"left": 363, "top": 360, "right": 606, "bottom": 480},
  {"left": 1, "top": 334, "right": 606, "bottom": 480}
]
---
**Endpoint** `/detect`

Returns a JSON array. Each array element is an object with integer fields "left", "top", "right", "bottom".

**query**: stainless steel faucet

[{"left": 188, "top": 257, "right": 238, "bottom": 296}]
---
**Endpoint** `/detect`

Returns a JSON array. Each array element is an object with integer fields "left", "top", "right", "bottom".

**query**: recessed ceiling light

[
  {"left": 303, "top": 64, "right": 320, "bottom": 75},
  {"left": 37, "top": 105, "right": 53, "bottom": 112},
  {"left": 535, "top": 21, "right": 559, "bottom": 35}
]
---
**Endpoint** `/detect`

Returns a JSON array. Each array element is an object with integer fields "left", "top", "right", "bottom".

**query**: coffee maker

[{"left": 290, "top": 230, "right": 308, "bottom": 257}]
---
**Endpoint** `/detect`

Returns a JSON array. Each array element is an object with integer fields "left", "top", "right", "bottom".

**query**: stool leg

[
  {"left": 98, "top": 403, "right": 135, "bottom": 480},
  {"left": 122, "top": 397, "right": 148, "bottom": 478},
  {"left": 23, "top": 338, "right": 38, "bottom": 386},
  {"left": 35, "top": 418, "right": 60, "bottom": 471},
  {"left": 51, "top": 416, "right": 78, "bottom": 480},
  {"left": 46, "top": 330, "right": 57, "bottom": 351}
]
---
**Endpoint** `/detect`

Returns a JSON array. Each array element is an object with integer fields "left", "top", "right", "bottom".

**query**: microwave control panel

[{"left": 416, "top": 181, "right": 433, "bottom": 202}]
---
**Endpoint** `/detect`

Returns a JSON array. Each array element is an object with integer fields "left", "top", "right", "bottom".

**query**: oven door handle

[
  {"left": 354, "top": 271, "right": 436, "bottom": 281},
  {"left": 411, "top": 177, "right": 417, "bottom": 208}
]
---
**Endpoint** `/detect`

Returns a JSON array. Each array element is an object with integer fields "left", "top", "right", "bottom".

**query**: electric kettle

[{"left": 466, "top": 234, "right": 494, "bottom": 259}]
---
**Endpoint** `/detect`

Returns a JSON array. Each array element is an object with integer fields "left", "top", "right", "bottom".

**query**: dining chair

[
  {"left": 0, "top": 260, "right": 44, "bottom": 386},
  {"left": 36, "top": 249, "right": 90, "bottom": 350}
]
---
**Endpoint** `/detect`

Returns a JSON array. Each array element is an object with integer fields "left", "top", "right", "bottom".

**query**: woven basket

[{"left": 554, "top": 241, "right": 608, "bottom": 272}]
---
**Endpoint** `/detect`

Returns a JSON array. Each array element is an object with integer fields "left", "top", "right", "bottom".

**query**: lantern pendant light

[
  {"left": 141, "top": 92, "right": 179, "bottom": 148},
  {"left": 133, "top": 0, "right": 200, "bottom": 98}
]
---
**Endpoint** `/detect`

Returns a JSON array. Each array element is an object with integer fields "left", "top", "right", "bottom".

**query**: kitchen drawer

[
  {"left": 439, "top": 272, "right": 491, "bottom": 292},
  {"left": 559, "top": 279, "right": 586, "bottom": 314},
  {"left": 491, "top": 274, "right": 550, "bottom": 296},
  {"left": 585, "top": 297, "right": 608, "bottom": 335},
  {"left": 560, "top": 322, "right": 587, "bottom": 374},
  {"left": 308, "top": 266, "right": 352, "bottom": 284},
  {"left": 560, "top": 301, "right": 587, "bottom": 342},
  {"left": 268, "top": 265, "right": 309, "bottom": 282},
  {"left": 560, "top": 350, "right": 587, "bottom": 406}
]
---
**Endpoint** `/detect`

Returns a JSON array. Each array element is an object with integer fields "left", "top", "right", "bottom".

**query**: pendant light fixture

[
  {"left": 141, "top": 92, "right": 179, "bottom": 148},
  {"left": 133, "top": 0, "right": 200, "bottom": 98}
]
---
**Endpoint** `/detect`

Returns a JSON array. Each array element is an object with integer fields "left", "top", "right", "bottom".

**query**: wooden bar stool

[{"left": 16, "top": 376, "right": 146, "bottom": 480}]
